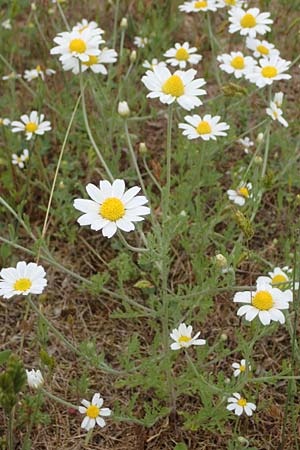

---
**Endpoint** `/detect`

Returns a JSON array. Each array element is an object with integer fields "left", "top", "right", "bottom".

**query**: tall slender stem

[
  {"left": 56, "top": 1, "right": 70, "bottom": 31},
  {"left": 165, "top": 104, "right": 173, "bottom": 217},
  {"left": 8, "top": 408, "right": 15, "bottom": 450},
  {"left": 41, "top": 388, "right": 78, "bottom": 409},
  {"left": 112, "top": 0, "right": 120, "bottom": 49}
]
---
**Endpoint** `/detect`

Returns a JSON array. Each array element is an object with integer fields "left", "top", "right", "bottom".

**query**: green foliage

[{"left": 0, "top": 354, "right": 26, "bottom": 415}]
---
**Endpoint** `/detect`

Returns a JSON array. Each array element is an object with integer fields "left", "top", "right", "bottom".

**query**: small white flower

[
  {"left": 233, "top": 278, "right": 292, "bottom": 325},
  {"left": 50, "top": 28, "right": 103, "bottom": 66},
  {"left": 170, "top": 323, "right": 206, "bottom": 350},
  {"left": 2, "top": 71, "right": 21, "bottom": 81},
  {"left": 238, "top": 136, "right": 254, "bottom": 154},
  {"left": 12, "top": 149, "right": 29, "bottom": 169},
  {"left": 164, "top": 42, "right": 202, "bottom": 69},
  {"left": 257, "top": 266, "right": 298, "bottom": 291},
  {"left": 179, "top": 0, "right": 221, "bottom": 13},
  {"left": 227, "top": 182, "right": 252, "bottom": 206},
  {"left": 0, "top": 117, "right": 10, "bottom": 126},
  {"left": 142, "top": 66, "right": 207, "bottom": 111},
  {"left": 179, "top": 113, "right": 229, "bottom": 140},
  {"left": 73, "top": 179, "right": 150, "bottom": 239},
  {"left": 217, "top": 0, "right": 246, "bottom": 7},
  {"left": 266, "top": 102, "right": 288, "bottom": 127},
  {"left": 1, "top": 19, "right": 12, "bottom": 30},
  {"left": 217, "top": 51, "right": 256, "bottom": 79},
  {"left": 0, "top": 261, "right": 47, "bottom": 299},
  {"left": 24, "top": 65, "right": 56, "bottom": 82},
  {"left": 62, "top": 48, "right": 118, "bottom": 74},
  {"left": 227, "top": 393, "right": 256, "bottom": 416},
  {"left": 79, "top": 393, "right": 111, "bottom": 431},
  {"left": 142, "top": 59, "right": 166, "bottom": 70},
  {"left": 26, "top": 369, "right": 44, "bottom": 389},
  {"left": 246, "top": 37, "right": 280, "bottom": 59},
  {"left": 134, "top": 36, "right": 148, "bottom": 48},
  {"left": 232, "top": 359, "right": 251, "bottom": 377},
  {"left": 273, "top": 92, "right": 284, "bottom": 108},
  {"left": 245, "top": 55, "right": 291, "bottom": 88},
  {"left": 228, "top": 7, "right": 273, "bottom": 38},
  {"left": 11, "top": 111, "right": 51, "bottom": 140},
  {"left": 118, "top": 101, "right": 130, "bottom": 117},
  {"left": 72, "top": 19, "right": 104, "bottom": 36}
]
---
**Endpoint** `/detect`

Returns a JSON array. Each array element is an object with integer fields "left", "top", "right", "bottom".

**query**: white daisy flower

[
  {"left": 217, "top": 51, "right": 256, "bottom": 79},
  {"left": 26, "top": 369, "right": 44, "bottom": 389},
  {"left": 142, "top": 66, "right": 206, "bottom": 111},
  {"left": 0, "top": 261, "right": 47, "bottom": 299},
  {"left": 238, "top": 136, "right": 254, "bottom": 154},
  {"left": 228, "top": 7, "right": 273, "bottom": 38},
  {"left": 73, "top": 179, "right": 150, "bottom": 239},
  {"left": 227, "top": 182, "right": 252, "bottom": 206},
  {"left": 142, "top": 59, "right": 166, "bottom": 70},
  {"left": 2, "top": 71, "right": 21, "bottom": 81},
  {"left": 246, "top": 37, "right": 280, "bottom": 59},
  {"left": 217, "top": 0, "right": 246, "bottom": 7},
  {"left": 170, "top": 323, "right": 206, "bottom": 350},
  {"left": 24, "top": 65, "right": 56, "bottom": 82},
  {"left": 246, "top": 56, "right": 291, "bottom": 88},
  {"left": 179, "top": 0, "right": 221, "bottom": 13},
  {"left": 233, "top": 278, "right": 292, "bottom": 325},
  {"left": 62, "top": 48, "right": 118, "bottom": 74},
  {"left": 50, "top": 28, "right": 103, "bottom": 65},
  {"left": 72, "top": 18, "right": 104, "bottom": 36},
  {"left": 232, "top": 359, "right": 251, "bottom": 377},
  {"left": 0, "top": 117, "right": 10, "bottom": 126},
  {"left": 227, "top": 393, "right": 256, "bottom": 416},
  {"left": 11, "top": 111, "right": 51, "bottom": 140},
  {"left": 12, "top": 149, "right": 29, "bottom": 169},
  {"left": 1, "top": 19, "right": 12, "bottom": 30},
  {"left": 257, "top": 266, "right": 298, "bottom": 291},
  {"left": 79, "top": 393, "right": 111, "bottom": 431},
  {"left": 179, "top": 114, "right": 229, "bottom": 141},
  {"left": 134, "top": 36, "right": 148, "bottom": 48},
  {"left": 273, "top": 92, "right": 284, "bottom": 108},
  {"left": 266, "top": 102, "right": 288, "bottom": 127},
  {"left": 164, "top": 42, "right": 202, "bottom": 69}
]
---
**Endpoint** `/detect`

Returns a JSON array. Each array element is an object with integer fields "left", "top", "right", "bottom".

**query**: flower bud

[
  {"left": 215, "top": 254, "right": 227, "bottom": 268},
  {"left": 120, "top": 17, "right": 128, "bottom": 29},
  {"left": 257, "top": 132, "right": 264, "bottom": 143},
  {"left": 31, "top": 2, "right": 37, "bottom": 10},
  {"left": 130, "top": 50, "right": 137, "bottom": 63},
  {"left": 224, "top": 378, "right": 231, "bottom": 385},
  {"left": 26, "top": 369, "right": 44, "bottom": 389},
  {"left": 139, "top": 142, "right": 148, "bottom": 155},
  {"left": 254, "top": 156, "right": 262, "bottom": 165},
  {"left": 220, "top": 333, "right": 228, "bottom": 341},
  {"left": 118, "top": 101, "right": 130, "bottom": 117}
]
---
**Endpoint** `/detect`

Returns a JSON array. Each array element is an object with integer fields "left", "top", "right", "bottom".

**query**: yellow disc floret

[
  {"left": 240, "top": 13, "right": 257, "bottom": 28},
  {"left": 162, "top": 75, "right": 184, "bottom": 97},
  {"left": 83, "top": 55, "right": 98, "bottom": 66},
  {"left": 272, "top": 274, "right": 288, "bottom": 289},
  {"left": 239, "top": 365, "right": 246, "bottom": 372},
  {"left": 238, "top": 187, "right": 249, "bottom": 198},
  {"left": 252, "top": 290, "right": 273, "bottom": 310},
  {"left": 175, "top": 47, "right": 190, "bottom": 61},
  {"left": 14, "top": 278, "right": 32, "bottom": 292},
  {"left": 178, "top": 335, "right": 192, "bottom": 344},
  {"left": 194, "top": 1, "right": 207, "bottom": 8},
  {"left": 25, "top": 122, "right": 38, "bottom": 133},
  {"left": 86, "top": 405, "right": 100, "bottom": 419},
  {"left": 225, "top": 0, "right": 236, "bottom": 5},
  {"left": 231, "top": 56, "right": 245, "bottom": 70},
  {"left": 261, "top": 66, "right": 278, "bottom": 78},
  {"left": 100, "top": 197, "right": 125, "bottom": 221},
  {"left": 196, "top": 121, "right": 212, "bottom": 135},
  {"left": 237, "top": 398, "right": 247, "bottom": 407},
  {"left": 257, "top": 45, "right": 269, "bottom": 55},
  {"left": 69, "top": 38, "right": 87, "bottom": 53}
]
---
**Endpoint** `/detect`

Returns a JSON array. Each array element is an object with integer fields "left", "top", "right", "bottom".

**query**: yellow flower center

[
  {"left": 162, "top": 75, "right": 184, "bottom": 97},
  {"left": 240, "top": 13, "right": 257, "bottom": 28},
  {"left": 272, "top": 274, "right": 288, "bottom": 289},
  {"left": 238, "top": 187, "right": 249, "bottom": 198},
  {"left": 36, "top": 65, "right": 42, "bottom": 72},
  {"left": 100, "top": 197, "right": 125, "bottom": 221},
  {"left": 225, "top": 0, "right": 236, "bottom": 5},
  {"left": 239, "top": 365, "right": 246, "bottom": 372},
  {"left": 196, "top": 121, "right": 212, "bottom": 135},
  {"left": 231, "top": 56, "right": 245, "bottom": 70},
  {"left": 237, "top": 398, "right": 247, "bottom": 407},
  {"left": 14, "top": 278, "right": 32, "bottom": 291},
  {"left": 69, "top": 38, "right": 87, "bottom": 53},
  {"left": 17, "top": 156, "right": 22, "bottom": 163},
  {"left": 194, "top": 1, "right": 207, "bottom": 8},
  {"left": 175, "top": 47, "right": 190, "bottom": 61},
  {"left": 178, "top": 335, "right": 192, "bottom": 344},
  {"left": 25, "top": 122, "right": 38, "bottom": 133},
  {"left": 257, "top": 45, "right": 269, "bottom": 55},
  {"left": 261, "top": 66, "right": 278, "bottom": 78},
  {"left": 86, "top": 405, "right": 99, "bottom": 419},
  {"left": 252, "top": 290, "right": 273, "bottom": 310},
  {"left": 83, "top": 55, "right": 98, "bottom": 66}
]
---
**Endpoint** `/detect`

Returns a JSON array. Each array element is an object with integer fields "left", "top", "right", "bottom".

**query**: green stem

[
  {"left": 8, "top": 408, "right": 15, "bottom": 450},
  {"left": 142, "top": 156, "right": 162, "bottom": 192},
  {"left": 117, "top": 230, "right": 148, "bottom": 253},
  {"left": 206, "top": 12, "right": 221, "bottom": 87},
  {"left": 41, "top": 388, "right": 77, "bottom": 409},
  {"left": 56, "top": 1, "right": 70, "bottom": 30},
  {"left": 165, "top": 104, "right": 173, "bottom": 217},
  {"left": 124, "top": 120, "right": 147, "bottom": 197},
  {"left": 112, "top": 0, "right": 120, "bottom": 49}
]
